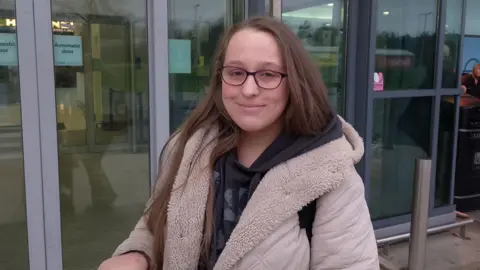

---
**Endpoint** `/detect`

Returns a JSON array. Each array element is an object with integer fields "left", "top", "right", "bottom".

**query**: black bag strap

[{"left": 297, "top": 200, "right": 316, "bottom": 243}]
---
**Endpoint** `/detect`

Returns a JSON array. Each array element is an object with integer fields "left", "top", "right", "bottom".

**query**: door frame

[{"left": 16, "top": 0, "right": 50, "bottom": 268}]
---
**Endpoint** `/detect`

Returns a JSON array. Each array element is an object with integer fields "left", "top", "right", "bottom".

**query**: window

[
  {"left": 465, "top": 0, "right": 480, "bottom": 36},
  {"left": 168, "top": 0, "right": 245, "bottom": 131},
  {"left": 442, "top": 0, "right": 463, "bottom": 88},
  {"left": 282, "top": 0, "right": 347, "bottom": 114},
  {"left": 369, "top": 97, "right": 433, "bottom": 220},
  {"left": 50, "top": 0, "right": 151, "bottom": 268},
  {"left": 375, "top": 0, "right": 438, "bottom": 90}
]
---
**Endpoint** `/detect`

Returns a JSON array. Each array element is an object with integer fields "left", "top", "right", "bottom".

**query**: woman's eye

[
  {"left": 230, "top": 70, "right": 244, "bottom": 76},
  {"left": 259, "top": 71, "right": 277, "bottom": 77}
]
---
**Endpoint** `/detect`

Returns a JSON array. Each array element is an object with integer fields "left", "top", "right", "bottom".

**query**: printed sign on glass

[
  {"left": 168, "top": 39, "right": 192, "bottom": 74},
  {"left": 53, "top": 35, "right": 83, "bottom": 66},
  {"left": 373, "top": 72, "right": 384, "bottom": 91},
  {"left": 0, "top": 33, "right": 18, "bottom": 66}
]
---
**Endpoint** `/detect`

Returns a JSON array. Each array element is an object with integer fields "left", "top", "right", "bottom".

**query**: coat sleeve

[
  {"left": 310, "top": 169, "right": 379, "bottom": 270},
  {"left": 112, "top": 135, "right": 179, "bottom": 261}
]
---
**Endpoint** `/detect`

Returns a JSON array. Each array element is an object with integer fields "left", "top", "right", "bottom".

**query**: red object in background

[
  {"left": 376, "top": 55, "right": 414, "bottom": 69},
  {"left": 444, "top": 95, "right": 480, "bottom": 107},
  {"left": 460, "top": 95, "right": 480, "bottom": 107}
]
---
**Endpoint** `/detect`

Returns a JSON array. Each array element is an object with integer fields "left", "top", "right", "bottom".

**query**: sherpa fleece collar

[{"left": 163, "top": 117, "right": 364, "bottom": 270}]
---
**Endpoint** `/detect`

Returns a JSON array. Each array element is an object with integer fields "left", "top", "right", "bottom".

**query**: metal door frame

[{"left": 16, "top": 0, "right": 49, "bottom": 268}]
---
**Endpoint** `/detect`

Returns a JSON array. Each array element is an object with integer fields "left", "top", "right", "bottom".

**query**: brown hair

[{"left": 145, "top": 16, "right": 335, "bottom": 268}]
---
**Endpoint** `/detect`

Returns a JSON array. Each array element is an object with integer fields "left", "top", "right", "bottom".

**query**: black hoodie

[{"left": 205, "top": 115, "right": 343, "bottom": 269}]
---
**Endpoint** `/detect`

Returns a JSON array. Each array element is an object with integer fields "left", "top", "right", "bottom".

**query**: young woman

[
  {"left": 462, "top": 63, "right": 480, "bottom": 98},
  {"left": 99, "top": 16, "right": 379, "bottom": 270}
]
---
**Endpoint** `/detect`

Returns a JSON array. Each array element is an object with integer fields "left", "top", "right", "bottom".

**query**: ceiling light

[
  {"left": 327, "top": 3, "right": 334, "bottom": 6},
  {"left": 383, "top": 11, "right": 389, "bottom": 15}
]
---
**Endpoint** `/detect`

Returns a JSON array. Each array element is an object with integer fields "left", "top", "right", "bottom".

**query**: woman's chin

[{"left": 235, "top": 120, "right": 269, "bottom": 133}]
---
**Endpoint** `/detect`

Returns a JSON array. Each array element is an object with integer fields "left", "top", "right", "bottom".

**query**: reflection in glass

[
  {"left": 369, "top": 97, "right": 432, "bottom": 220},
  {"left": 282, "top": 0, "right": 346, "bottom": 114},
  {"left": 50, "top": 0, "right": 150, "bottom": 268},
  {"left": 375, "top": 0, "right": 437, "bottom": 90},
  {"left": 0, "top": 4, "right": 29, "bottom": 270},
  {"left": 465, "top": 0, "right": 480, "bottom": 36},
  {"left": 462, "top": 1, "right": 480, "bottom": 83},
  {"left": 435, "top": 96, "right": 456, "bottom": 207},
  {"left": 442, "top": 0, "right": 462, "bottom": 88},
  {"left": 168, "top": 0, "right": 245, "bottom": 131}
]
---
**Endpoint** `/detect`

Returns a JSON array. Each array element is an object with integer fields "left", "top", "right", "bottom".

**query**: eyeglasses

[{"left": 221, "top": 66, "right": 287, "bottom": 90}]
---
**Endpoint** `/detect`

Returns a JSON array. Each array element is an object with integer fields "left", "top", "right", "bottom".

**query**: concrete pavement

[{"left": 380, "top": 212, "right": 480, "bottom": 270}]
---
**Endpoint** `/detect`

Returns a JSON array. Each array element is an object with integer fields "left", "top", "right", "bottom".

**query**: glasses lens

[
  {"left": 222, "top": 67, "right": 247, "bottom": 85},
  {"left": 255, "top": 70, "right": 282, "bottom": 89}
]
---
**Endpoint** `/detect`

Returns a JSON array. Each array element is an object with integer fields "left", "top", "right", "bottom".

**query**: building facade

[{"left": 0, "top": 0, "right": 476, "bottom": 269}]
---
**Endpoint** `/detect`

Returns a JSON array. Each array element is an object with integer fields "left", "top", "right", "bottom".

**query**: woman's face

[
  {"left": 221, "top": 29, "right": 288, "bottom": 134},
  {"left": 474, "top": 67, "right": 480, "bottom": 78}
]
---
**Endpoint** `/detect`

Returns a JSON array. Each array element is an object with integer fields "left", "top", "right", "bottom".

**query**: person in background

[
  {"left": 462, "top": 63, "right": 480, "bottom": 98},
  {"left": 99, "top": 16, "right": 379, "bottom": 270}
]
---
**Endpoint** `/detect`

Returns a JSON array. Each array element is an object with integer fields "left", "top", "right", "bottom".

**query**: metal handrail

[{"left": 377, "top": 219, "right": 474, "bottom": 246}]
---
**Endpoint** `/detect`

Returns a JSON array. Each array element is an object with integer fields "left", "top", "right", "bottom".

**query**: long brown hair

[{"left": 145, "top": 16, "right": 335, "bottom": 268}]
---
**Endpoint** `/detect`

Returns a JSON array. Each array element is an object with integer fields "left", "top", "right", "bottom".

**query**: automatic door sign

[
  {"left": 0, "top": 33, "right": 18, "bottom": 66},
  {"left": 53, "top": 35, "right": 83, "bottom": 66}
]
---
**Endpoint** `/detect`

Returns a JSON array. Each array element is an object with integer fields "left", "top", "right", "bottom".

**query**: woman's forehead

[{"left": 224, "top": 30, "right": 283, "bottom": 69}]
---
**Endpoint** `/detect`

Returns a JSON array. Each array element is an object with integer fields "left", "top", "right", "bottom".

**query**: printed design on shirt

[
  {"left": 213, "top": 170, "right": 220, "bottom": 183},
  {"left": 224, "top": 189, "right": 236, "bottom": 222}
]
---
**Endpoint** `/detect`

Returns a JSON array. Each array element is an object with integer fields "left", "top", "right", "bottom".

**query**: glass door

[
  {"left": 0, "top": 4, "right": 29, "bottom": 270},
  {"left": 50, "top": 1, "right": 151, "bottom": 269}
]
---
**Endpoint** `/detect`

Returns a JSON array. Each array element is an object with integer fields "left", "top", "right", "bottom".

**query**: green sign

[
  {"left": 168, "top": 39, "right": 191, "bottom": 74},
  {"left": 0, "top": 33, "right": 18, "bottom": 66}
]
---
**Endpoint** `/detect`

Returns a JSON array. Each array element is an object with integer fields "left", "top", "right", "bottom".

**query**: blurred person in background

[{"left": 462, "top": 63, "right": 480, "bottom": 98}]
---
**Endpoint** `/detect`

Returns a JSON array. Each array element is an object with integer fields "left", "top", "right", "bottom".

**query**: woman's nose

[{"left": 241, "top": 75, "right": 260, "bottom": 97}]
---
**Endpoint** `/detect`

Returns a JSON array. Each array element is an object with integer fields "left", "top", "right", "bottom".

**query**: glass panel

[
  {"left": 50, "top": 1, "right": 150, "bottom": 268},
  {"left": 369, "top": 97, "right": 432, "bottom": 220},
  {"left": 168, "top": 0, "right": 245, "bottom": 131},
  {"left": 442, "top": 0, "right": 462, "bottom": 88},
  {"left": 0, "top": 3, "right": 29, "bottom": 270},
  {"left": 461, "top": 36, "right": 480, "bottom": 76},
  {"left": 462, "top": 0, "right": 480, "bottom": 76},
  {"left": 282, "top": 0, "right": 347, "bottom": 114},
  {"left": 435, "top": 96, "right": 456, "bottom": 207},
  {"left": 375, "top": 0, "right": 438, "bottom": 90},
  {"left": 465, "top": 0, "right": 480, "bottom": 36},
  {"left": 247, "top": 0, "right": 269, "bottom": 16}
]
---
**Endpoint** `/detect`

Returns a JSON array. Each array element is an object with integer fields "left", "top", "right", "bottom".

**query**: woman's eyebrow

[
  {"left": 224, "top": 60, "right": 283, "bottom": 71},
  {"left": 224, "top": 60, "right": 244, "bottom": 66}
]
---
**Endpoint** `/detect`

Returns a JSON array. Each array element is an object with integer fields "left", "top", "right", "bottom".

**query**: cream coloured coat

[{"left": 113, "top": 119, "right": 379, "bottom": 269}]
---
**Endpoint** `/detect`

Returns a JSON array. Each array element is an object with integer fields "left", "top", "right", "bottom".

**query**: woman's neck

[{"left": 236, "top": 122, "right": 283, "bottom": 167}]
